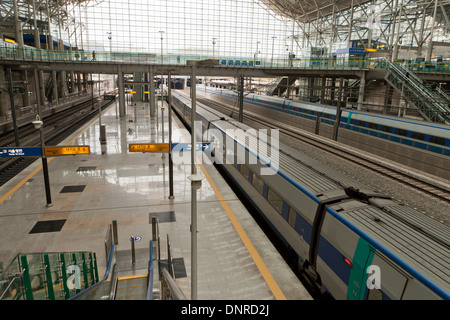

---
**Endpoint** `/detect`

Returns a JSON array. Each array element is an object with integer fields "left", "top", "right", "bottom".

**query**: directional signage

[
  {"left": 129, "top": 143, "right": 170, "bottom": 153},
  {"left": 172, "top": 143, "right": 211, "bottom": 151},
  {"left": 44, "top": 146, "right": 90, "bottom": 156},
  {"left": 0, "top": 147, "right": 42, "bottom": 157}
]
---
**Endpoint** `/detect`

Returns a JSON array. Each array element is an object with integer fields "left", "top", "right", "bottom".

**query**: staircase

[
  {"left": 266, "top": 76, "right": 296, "bottom": 96},
  {"left": 385, "top": 62, "right": 450, "bottom": 124},
  {"left": 0, "top": 219, "right": 186, "bottom": 300}
]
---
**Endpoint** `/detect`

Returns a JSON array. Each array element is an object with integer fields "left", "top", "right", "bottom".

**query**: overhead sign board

[
  {"left": 0, "top": 147, "right": 42, "bottom": 157},
  {"left": 128, "top": 143, "right": 170, "bottom": 153},
  {"left": 44, "top": 146, "right": 90, "bottom": 156},
  {"left": 172, "top": 143, "right": 211, "bottom": 152}
]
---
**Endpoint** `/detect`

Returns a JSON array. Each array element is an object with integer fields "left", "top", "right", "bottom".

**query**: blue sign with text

[
  {"left": 0, "top": 147, "right": 42, "bottom": 157},
  {"left": 171, "top": 143, "right": 211, "bottom": 152}
]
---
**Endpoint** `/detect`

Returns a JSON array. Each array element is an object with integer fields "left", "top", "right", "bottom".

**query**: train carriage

[{"left": 171, "top": 90, "right": 450, "bottom": 300}]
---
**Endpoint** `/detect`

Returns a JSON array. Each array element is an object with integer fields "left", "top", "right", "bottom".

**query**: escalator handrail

[
  {"left": 146, "top": 241, "right": 154, "bottom": 300},
  {"left": 68, "top": 243, "right": 116, "bottom": 300}
]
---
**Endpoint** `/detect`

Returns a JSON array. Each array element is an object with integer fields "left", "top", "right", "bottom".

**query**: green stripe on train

[{"left": 347, "top": 238, "right": 375, "bottom": 300}]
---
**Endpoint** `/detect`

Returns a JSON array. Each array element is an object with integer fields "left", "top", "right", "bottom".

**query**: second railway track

[{"left": 197, "top": 96, "right": 450, "bottom": 204}]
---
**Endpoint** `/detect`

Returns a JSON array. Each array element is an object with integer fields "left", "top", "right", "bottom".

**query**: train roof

[
  {"left": 209, "top": 87, "right": 450, "bottom": 134},
  {"left": 340, "top": 203, "right": 450, "bottom": 295}
]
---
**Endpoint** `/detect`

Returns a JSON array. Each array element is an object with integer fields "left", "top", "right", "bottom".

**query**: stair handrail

[
  {"left": 68, "top": 243, "right": 116, "bottom": 300},
  {"left": 160, "top": 267, "right": 186, "bottom": 300},
  {"left": 146, "top": 240, "right": 154, "bottom": 300}
]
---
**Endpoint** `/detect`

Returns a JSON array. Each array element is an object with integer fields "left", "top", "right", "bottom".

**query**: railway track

[
  {"left": 0, "top": 96, "right": 114, "bottom": 187},
  {"left": 197, "top": 96, "right": 450, "bottom": 204}
]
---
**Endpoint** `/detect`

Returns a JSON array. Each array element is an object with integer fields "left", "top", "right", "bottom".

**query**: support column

[
  {"left": 46, "top": 0, "right": 58, "bottom": 103},
  {"left": 0, "top": 67, "right": 8, "bottom": 118},
  {"left": 13, "top": 0, "right": 29, "bottom": 107},
  {"left": 71, "top": 70, "right": 77, "bottom": 93},
  {"left": 118, "top": 69, "right": 125, "bottom": 117},
  {"left": 287, "top": 76, "right": 291, "bottom": 99},
  {"left": 32, "top": 0, "right": 46, "bottom": 105},
  {"left": 59, "top": 39, "right": 67, "bottom": 99},
  {"left": 308, "top": 77, "right": 314, "bottom": 101},
  {"left": 320, "top": 77, "right": 326, "bottom": 103},
  {"left": 149, "top": 68, "right": 155, "bottom": 117},
  {"left": 383, "top": 83, "right": 394, "bottom": 115},
  {"left": 426, "top": 0, "right": 439, "bottom": 61},
  {"left": 332, "top": 77, "right": 344, "bottom": 141},
  {"left": 133, "top": 72, "right": 142, "bottom": 102},
  {"left": 77, "top": 72, "right": 82, "bottom": 92},
  {"left": 83, "top": 73, "right": 88, "bottom": 91},
  {"left": 238, "top": 76, "right": 244, "bottom": 123},
  {"left": 357, "top": 71, "right": 366, "bottom": 111},
  {"left": 330, "top": 77, "right": 336, "bottom": 102}
]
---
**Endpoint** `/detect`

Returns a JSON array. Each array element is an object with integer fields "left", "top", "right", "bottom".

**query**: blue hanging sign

[
  {"left": 172, "top": 142, "right": 211, "bottom": 152},
  {"left": 0, "top": 147, "right": 42, "bottom": 157}
]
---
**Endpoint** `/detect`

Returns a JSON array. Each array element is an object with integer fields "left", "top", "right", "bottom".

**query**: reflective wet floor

[{"left": 0, "top": 96, "right": 311, "bottom": 300}]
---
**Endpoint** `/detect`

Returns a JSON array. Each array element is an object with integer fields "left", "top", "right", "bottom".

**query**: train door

[
  {"left": 347, "top": 238, "right": 409, "bottom": 300},
  {"left": 346, "top": 238, "right": 375, "bottom": 300},
  {"left": 366, "top": 252, "right": 409, "bottom": 300}
]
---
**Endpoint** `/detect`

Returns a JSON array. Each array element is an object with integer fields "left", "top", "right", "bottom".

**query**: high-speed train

[
  {"left": 171, "top": 90, "right": 450, "bottom": 300},
  {"left": 204, "top": 87, "right": 450, "bottom": 158}
]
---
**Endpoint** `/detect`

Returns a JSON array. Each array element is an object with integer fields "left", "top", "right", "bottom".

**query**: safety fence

[{"left": 2, "top": 46, "right": 450, "bottom": 75}]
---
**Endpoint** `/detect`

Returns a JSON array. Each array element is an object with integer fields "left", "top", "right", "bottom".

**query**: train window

[
  {"left": 240, "top": 164, "right": 250, "bottom": 180},
  {"left": 252, "top": 173, "right": 264, "bottom": 195},
  {"left": 357, "top": 120, "right": 365, "bottom": 126},
  {"left": 411, "top": 131, "right": 426, "bottom": 141},
  {"left": 429, "top": 135, "right": 446, "bottom": 146},
  {"left": 380, "top": 125, "right": 392, "bottom": 133},
  {"left": 288, "top": 207, "right": 297, "bottom": 228},
  {"left": 368, "top": 122, "right": 378, "bottom": 130},
  {"left": 267, "top": 188, "right": 283, "bottom": 214},
  {"left": 395, "top": 128, "right": 408, "bottom": 136}
]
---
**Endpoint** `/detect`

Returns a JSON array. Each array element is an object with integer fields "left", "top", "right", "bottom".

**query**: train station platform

[{"left": 0, "top": 94, "right": 312, "bottom": 300}]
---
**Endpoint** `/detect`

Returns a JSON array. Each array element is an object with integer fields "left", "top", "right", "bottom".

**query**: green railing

[{"left": 0, "top": 251, "right": 99, "bottom": 300}]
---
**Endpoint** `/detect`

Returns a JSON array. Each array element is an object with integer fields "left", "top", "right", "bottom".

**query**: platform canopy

[
  {"left": 260, "top": 0, "right": 372, "bottom": 22},
  {"left": 261, "top": 0, "right": 450, "bottom": 26}
]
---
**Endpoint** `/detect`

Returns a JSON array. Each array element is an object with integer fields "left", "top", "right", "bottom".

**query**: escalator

[
  {"left": 266, "top": 76, "right": 296, "bottom": 96},
  {"left": 385, "top": 61, "right": 450, "bottom": 124}
]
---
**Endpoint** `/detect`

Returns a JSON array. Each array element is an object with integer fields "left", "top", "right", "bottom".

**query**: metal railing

[
  {"left": 150, "top": 216, "right": 186, "bottom": 300},
  {"left": 2, "top": 45, "right": 450, "bottom": 75}
]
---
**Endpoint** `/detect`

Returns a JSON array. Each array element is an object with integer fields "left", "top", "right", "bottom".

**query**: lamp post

[
  {"left": 212, "top": 38, "right": 217, "bottom": 59},
  {"left": 254, "top": 41, "right": 260, "bottom": 64},
  {"left": 168, "top": 71, "right": 174, "bottom": 199},
  {"left": 107, "top": 32, "right": 112, "bottom": 61},
  {"left": 187, "top": 61, "right": 204, "bottom": 299},
  {"left": 159, "top": 30, "right": 165, "bottom": 129},
  {"left": 33, "top": 68, "right": 52, "bottom": 207},
  {"left": 159, "top": 31, "right": 165, "bottom": 64},
  {"left": 271, "top": 36, "right": 277, "bottom": 67}
]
